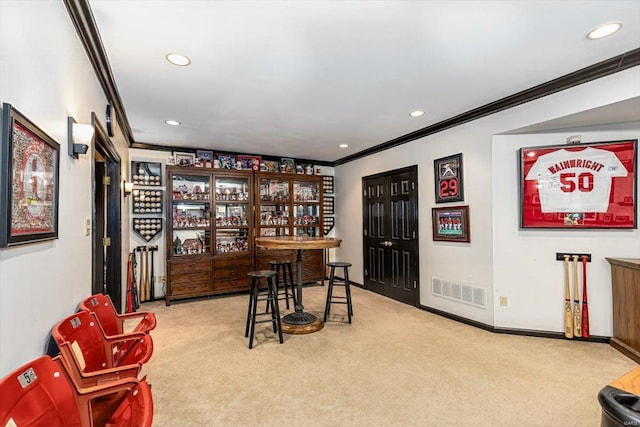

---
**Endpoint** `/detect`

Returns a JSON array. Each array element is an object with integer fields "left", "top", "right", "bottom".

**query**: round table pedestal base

[{"left": 281, "top": 312, "right": 324, "bottom": 334}]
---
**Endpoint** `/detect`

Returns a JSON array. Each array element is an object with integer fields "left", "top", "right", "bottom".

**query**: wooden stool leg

[
  {"left": 270, "top": 276, "right": 284, "bottom": 344},
  {"left": 245, "top": 279, "right": 255, "bottom": 337},
  {"left": 324, "top": 266, "right": 336, "bottom": 322},
  {"left": 248, "top": 279, "right": 259, "bottom": 349},
  {"left": 344, "top": 266, "right": 352, "bottom": 323}
]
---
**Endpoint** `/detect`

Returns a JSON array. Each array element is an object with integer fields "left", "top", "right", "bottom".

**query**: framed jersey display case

[{"left": 520, "top": 139, "right": 637, "bottom": 229}]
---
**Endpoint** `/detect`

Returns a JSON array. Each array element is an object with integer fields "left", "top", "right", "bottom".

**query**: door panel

[{"left": 363, "top": 167, "right": 419, "bottom": 306}]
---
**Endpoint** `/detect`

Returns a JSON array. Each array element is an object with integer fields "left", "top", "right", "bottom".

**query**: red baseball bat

[{"left": 581, "top": 255, "right": 589, "bottom": 339}]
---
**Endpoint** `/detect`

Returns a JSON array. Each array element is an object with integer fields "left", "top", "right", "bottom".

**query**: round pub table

[{"left": 256, "top": 236, "right": 342, "bottom": 334}]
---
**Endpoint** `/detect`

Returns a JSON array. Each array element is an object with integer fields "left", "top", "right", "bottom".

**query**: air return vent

[{"left": 431, "top": 277, "right": 487, "bottom": 309}]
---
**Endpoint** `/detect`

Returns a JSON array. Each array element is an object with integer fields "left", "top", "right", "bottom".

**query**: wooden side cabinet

[{"left": 606, "top": 257, "right": 640, "bottom": 363}]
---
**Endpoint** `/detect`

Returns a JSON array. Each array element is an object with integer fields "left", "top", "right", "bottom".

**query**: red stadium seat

[
  {"left": 51, "top": 311, "right": 152, "bottom": 388},
  {"left": 79, "top": 294, "right": 156, "bottom": 364},
  {"left": 0, "top": 355, "right": 153, "bottom": 427},
  {"left": 79, "top": 294, "right": 156, "bottom": 336}
]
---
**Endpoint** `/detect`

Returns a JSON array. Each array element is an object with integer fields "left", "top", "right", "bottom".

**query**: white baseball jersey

[{"left": 525, "top": 147, "right": 627, "bottom": 213}]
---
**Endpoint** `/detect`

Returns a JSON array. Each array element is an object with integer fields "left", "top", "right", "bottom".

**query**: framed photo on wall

[
  {"left": 520, "top": 139, "right": 637, "bottom": 229},
  {"left": 434, "top": 153, "right": 464, "bottom": 203},
  {"left": 0, "top": 103, "right": 60, "bottom": 247},
  {"left": 432, "top": 205, "right": 470, "bottom": 242}
]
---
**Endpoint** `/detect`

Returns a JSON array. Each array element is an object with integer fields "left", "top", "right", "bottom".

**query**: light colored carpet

[{"left": 142, "top": 285, "right": 636, "bottom": 427}]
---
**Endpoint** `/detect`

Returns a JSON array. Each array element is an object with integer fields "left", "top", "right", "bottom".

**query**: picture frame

[
  {"left": 280, "top": 157, "right": 296, "bottom": 174},
  {"left": 520, "top": 139, "right": 637, "bottom": 229},
  {"left": 434, "top": 153, "right": 464, "bottom": 203},
  {"left": 174, "top": 151, "right": 195, "bottom": 167},
  {"left": 131, "top": 161, "right": 162, "bottom": 186},
  {"left": 237, "top": 154, "right": 262, "bottom": 171},
  {"left": 215, "top": 153, "right": 236, "bottom": 169},
  {"left": 195, "top": 150, "right": 214, "bottom": 168},
  {"left": 262, "top": 160, "right": 279, "bottom": 173},
  {"left": 431, "top": 206, "right": 470, "bottom": 243},
  {"left": 0, "top": 103, "right": 60, "bottom": 247}
]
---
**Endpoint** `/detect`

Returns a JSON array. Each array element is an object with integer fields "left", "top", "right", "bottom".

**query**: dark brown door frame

[
  {"left": 362, "top": 165, "right": 420, "bottom": 306},
  {"left": 91, "top": 113, "right": 122, "bottom": 312}
]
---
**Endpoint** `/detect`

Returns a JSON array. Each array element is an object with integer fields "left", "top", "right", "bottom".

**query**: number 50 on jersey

[
  {"left": 434, "top": 153, "right": 464, "bottom": 204},
  {"left": 520, "top": 140, "right": 637, "bottom": 229}
]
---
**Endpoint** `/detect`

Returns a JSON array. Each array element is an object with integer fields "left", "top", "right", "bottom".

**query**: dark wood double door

[{"left": 363, "top": 166, "right": 419, "bottom": 306}]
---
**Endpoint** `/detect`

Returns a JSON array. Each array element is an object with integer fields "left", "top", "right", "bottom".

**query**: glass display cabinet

[
  {"left": 166, "top": 167, "right": 253, "bottom": 305},
  {"left": 254, "top": 172, "right": 325, "bottom": 284}
]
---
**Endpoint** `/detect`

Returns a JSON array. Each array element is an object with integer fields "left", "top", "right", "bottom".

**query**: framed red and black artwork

[
  {"left": 434, "top": 153, "right": 464, "bottom": 203},
  {"left": 520, "top": 139, "right": 637, "bottom": 229},
  {"left": 1, "top": 103, "right": 60, "bottom": 247}
]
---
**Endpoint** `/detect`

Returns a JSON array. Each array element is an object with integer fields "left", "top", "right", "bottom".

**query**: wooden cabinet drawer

[
  {"left": 170, "top": 270, "right": 212, "bottom": 285},
  {"left": 170, "top": 258, "right": 212, "bottom": 274},
  {"left": 215, "top": 267, "right": 250, "bottom": 280},
  {"left": 171, "top": 281, "right": 212, "bottom": 296},
  {"left": 214, "top": 278, "right": 251, "bottom": 293},
  {"left": 214, "top": 256, "right": 251, "bottom": 269}
]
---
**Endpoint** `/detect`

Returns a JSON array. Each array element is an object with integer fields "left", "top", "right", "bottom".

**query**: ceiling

[{"left": 87, "top": 1, "right": 640, "bottom": 162}]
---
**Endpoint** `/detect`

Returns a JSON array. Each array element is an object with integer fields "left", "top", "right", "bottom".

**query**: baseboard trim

[{"left": 419, "top": 304, "right": 610, "bottom": 343}]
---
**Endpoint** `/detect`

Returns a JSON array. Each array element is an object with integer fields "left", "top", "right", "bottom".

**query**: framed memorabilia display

[
  {"left": 431, "top": 206, "right": 470, "bottom": 243},
  {"left": 323, "top": 216, "right": 335, "bottom": 235},
  {"left": 174, "top": 151, "right": 195, "bottom": 167},
  {"left": 0, "top": 103, "right": 60, "bottom": 247},
  {"left": 323, "top": 176, "right": 334, "bottom": 194},
  {"left": 237, "top": 154, "right": 262, "bottom": 171},
  {"left": 132, "top": 217, "right": 162, "bottom": 242},
  {"left": 280, "top": 157, "right": 296, "bottom": 174},
  {"left": 323, "top": 196, "right": 334, "bottom": 215},
  {"left": 215, "top": 153, "right": 236, "bottom": 169},
  {"left": 520, "top": 140, "right": 637, "bottom": 229},
  {"left": 195, "top": 150, "right": 214, "bottom": 168},
  {"left": 434, "top": 153, "right": 464, "bottom": 203},
  {"left": 131, "top": 161, "right": 161, "bottom": 186},
  {"left": 262, "top": 160, "right": 279, "bottom": 173}
]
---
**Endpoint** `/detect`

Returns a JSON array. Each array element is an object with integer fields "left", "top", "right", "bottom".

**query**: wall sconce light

[
  {"left": 123, "top": 181, "right": 134, "bottom": 197},
  {"left": 67, "top": 116, "right": 95, "bottom": 159}
]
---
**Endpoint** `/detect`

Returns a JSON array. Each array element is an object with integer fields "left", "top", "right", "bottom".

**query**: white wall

[
  {"left": 335, "top": 66, "right": 640, "bottom": 329},
  {"left": 0, "top": 1, "right": 130, "bottom": 377},
  {"left": 493, "top": 125, "right": 640, "bottom": 336}
]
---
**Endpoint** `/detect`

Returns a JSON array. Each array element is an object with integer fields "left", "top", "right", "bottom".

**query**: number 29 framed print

[
  {"left": 520, "top": 139, "right": 637, "bottom": 229},
  {"left": 434, "top": 153, "right": 464, "bottom": 203}
]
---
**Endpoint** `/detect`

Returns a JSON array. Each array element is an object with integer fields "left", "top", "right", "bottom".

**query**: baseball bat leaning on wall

[
  {"left": 145, "top": 246, "right": 151, "bottom": 301},
  {"left": 572, "top": 255, "right": 581, "bottom": 337},
  {"left": 581, "top": 256, "right": 590, "bottom": 339},
  {"left": 564, "top": 255, "right": 573, "bottom": 339}
]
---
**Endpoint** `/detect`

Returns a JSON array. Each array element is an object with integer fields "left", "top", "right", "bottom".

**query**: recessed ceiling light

[
  {"left": 410, "top": 110, "right": 425, "bottom": 117},
  {"left": 587, "top": 23, "right": 622, "bottom": 40},
  {"left": 165, "top": 53, "right": 191, "bottom": 66},
  {"left": 165, "top": 120, "right": 181, "bottom": 126},
  {"left": 339, "top": 144, "right": 349, "bottom": 148}
]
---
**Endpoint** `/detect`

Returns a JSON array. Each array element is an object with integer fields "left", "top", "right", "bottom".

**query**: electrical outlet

[{"left": 499, "top": 296, "right": 508, "bottom": 307}]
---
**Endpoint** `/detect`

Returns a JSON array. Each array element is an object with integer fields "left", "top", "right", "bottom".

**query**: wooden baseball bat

[
  {"left": 564, "top": 255, "right": 573, "bottom": 338},
  {"left": 145, "top": 246, "right": 151, "bottom": 301},
  {"left": 572, "top": 255, "right": 581, "bottom": 337},
  {"left": 581, "top": 255, "right": 590, "bottom": 339},
  {"left": 139, "top": 247, "right": 146, "bottom": 302}
]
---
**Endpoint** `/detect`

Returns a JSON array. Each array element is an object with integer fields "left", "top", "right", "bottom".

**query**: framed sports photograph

[
  {"left": 434, "top": 153, "right": 464, "bottom": 203},
  {"left": 280, "top": 157, "right": 296, "bottom": 174},
  {"left": 432, "top": 206, "right": 470, "bottom": 243},
  {"left": 195, "top": 150, "right": 214, "bottom": 168},
  {"left": 174, "top": 151, "right": 195, "bottom": 167},
  {"left": 0, "top": 103, "right": 60, "bottom": 247},
  {"left": 237, "top": 154, "right": 262, "bottom": 171},
  {"left": 520, "top": 139, "right": 637, "bottom": 229}
]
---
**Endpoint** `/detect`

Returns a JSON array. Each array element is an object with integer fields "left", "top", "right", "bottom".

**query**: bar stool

[
  {"left": 268, "top": 259, "right": 296, "bottom": 310},
  {"left": 245, "top": 270, "right": 283, "bottom": 349},
  {"left": 324, "top": 261, "right": 353, "bottom": 324}
]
